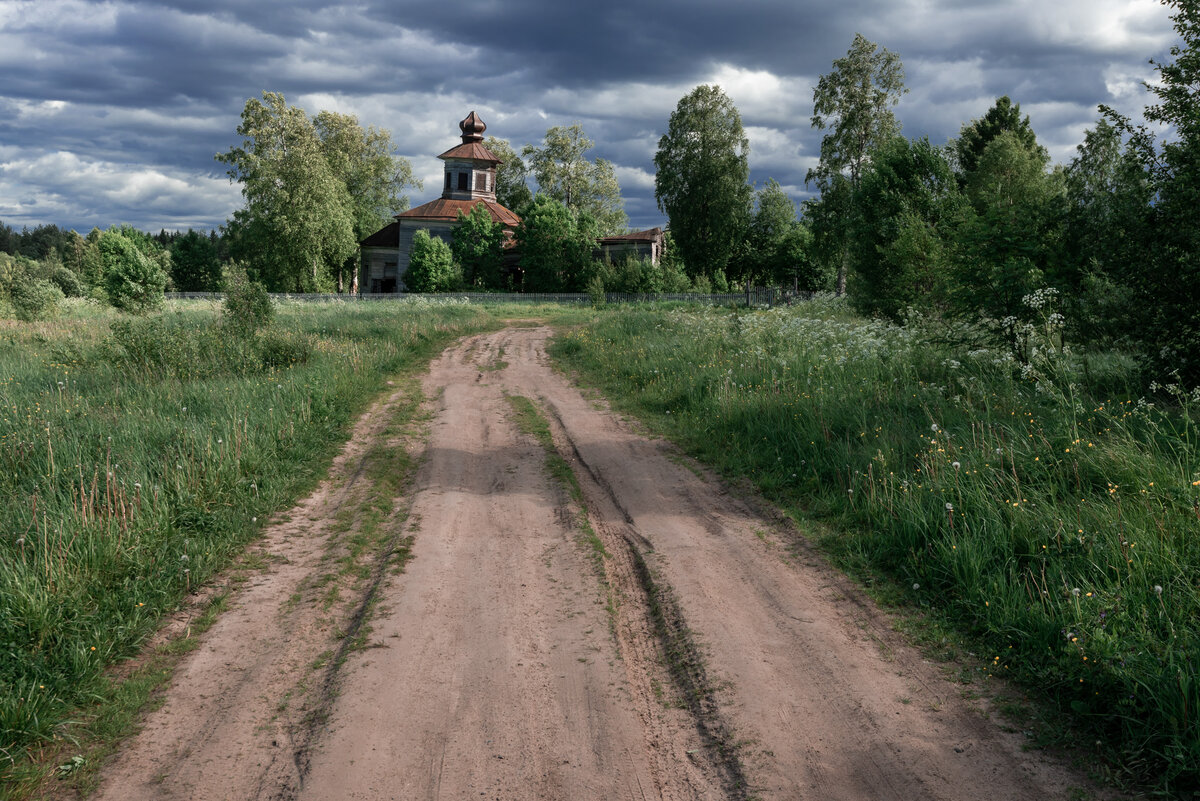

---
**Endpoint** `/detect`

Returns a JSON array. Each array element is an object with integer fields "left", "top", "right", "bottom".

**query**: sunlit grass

[
  {"left": 551, "top": 295, "right": 1200, "bottom": 792},
  {"left": 0, "top": 296, "right": 493, "bottom": 782}
]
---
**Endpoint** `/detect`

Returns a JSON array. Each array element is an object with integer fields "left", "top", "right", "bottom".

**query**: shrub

[
  {"left": 222, "top": 267, "right": 274, "bottom": 336},
  {"left": 586, "top": 274, "right": 606, "bottom": 307},
  {"left": 406, "top": 229, "right": 461, "bottom": 292},
  {"left": 9, "top": 276, "right": 64, "bottom": 321},
  {"left": 100, "top": 230, "right": 168, "bottom": 313},
  {"left": 49, "top": 266, "right": 85, "bottom": 298}
]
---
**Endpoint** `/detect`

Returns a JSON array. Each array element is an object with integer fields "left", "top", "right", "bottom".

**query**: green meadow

[
  {"left": 551, "top": 295, "right": 1200, "bottom": 792},
  {"left": 0, "top": 297, "right": 494, "bottom": 785}
]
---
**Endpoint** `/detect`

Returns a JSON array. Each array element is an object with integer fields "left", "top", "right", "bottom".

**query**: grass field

[
  {"left": 0, "top": 296, "right": 496, "bottom": 785},
  {"left": 551, "top": 295, "right": 1200, "bottom": 793},
  {"left": 4, "top": 294, "right": 1197, "bottom": 795}
]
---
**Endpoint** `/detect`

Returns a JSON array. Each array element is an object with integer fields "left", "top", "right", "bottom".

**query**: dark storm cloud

[{"left": 0, "top": 0, "right": 1179, "bottom": 232}]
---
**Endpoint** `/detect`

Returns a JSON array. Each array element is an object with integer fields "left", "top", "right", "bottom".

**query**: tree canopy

[
  {"left": 515, "top": 194, "right": 598, "bottom": 292},
  {"left": 484, "top": 136, "right": 534, "bottom": 211},
  {"left": 807, "top": 34, "right": 907, "bottom": 293},
  {"left": 523, "top": 123, "right": 627, "bottom": 235},
  {"left": 452, "top": 204, "right": 507, "bottom": 290},
  {"left": 953, "top": 96, "right": 1046, "bottom": 180},
  {"left": 808, "top": 34, "right": 907, "bottom": 189},
  {"left": 405, "top": 229, "right": 460, "bottom": 293},
  {"left": 217, "top": 92, "right": 418, "bottom": 292},
  {"left": 654, "top": 84, "right": 752, "bottom": 283}
]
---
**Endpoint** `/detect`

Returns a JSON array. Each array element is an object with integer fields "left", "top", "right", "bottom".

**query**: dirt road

[{"left": 91, "top": 325, "right": 1100, "bottom": 800}]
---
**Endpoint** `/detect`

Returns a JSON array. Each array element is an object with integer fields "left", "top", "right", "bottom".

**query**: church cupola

[
  {"left": 438, "top": 110, "right": 501, "bottom": 202},
  {"left": 459, "top": 111, "right": 486, "bottom": 143}
]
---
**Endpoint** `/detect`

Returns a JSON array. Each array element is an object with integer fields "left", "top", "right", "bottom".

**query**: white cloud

[
  {"left": 1019, "top": 0, "right": 1174, "bottom": 52},
  {"left": 613, "top": 164, "right": 654, "bottom": 191},
  {"left": 0, "top": 149, "right": 241, "bottom": 230}
]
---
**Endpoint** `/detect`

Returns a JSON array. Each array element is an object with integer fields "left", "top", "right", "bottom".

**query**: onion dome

[{"left": 459, "top": 111, "right": 486, "bottom": 143}]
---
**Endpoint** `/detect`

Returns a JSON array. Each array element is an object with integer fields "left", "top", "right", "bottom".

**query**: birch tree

[{"left": 807, "top": 34, "right": 907, "bottom": 293}]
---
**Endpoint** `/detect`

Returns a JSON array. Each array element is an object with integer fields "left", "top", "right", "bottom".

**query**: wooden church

[{"left": 358, "top": 111, "right": 521, "bottom": 293}]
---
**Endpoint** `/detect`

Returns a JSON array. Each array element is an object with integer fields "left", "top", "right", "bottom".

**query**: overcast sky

[{"left": 0, "top": 0, "right": 1179, "bottom": 235}]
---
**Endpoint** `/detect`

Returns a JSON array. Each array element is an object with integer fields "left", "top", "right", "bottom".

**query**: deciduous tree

[
  {"left": 807, "top": 34, "right": 907, "bottom": 293},
  {"left": 515, "top": 194, "right": 598, "bottom": 292},
  {"left": 99, "top": 227, "right": 169, "bottom": 313},
  {"left": 217, "top": 92, "right": 357, "bottom": 292},
  {"left": 1112, "top": 0, "right": 1200, "bottom": 382},
  {"left": 484, "top": 136, "right": 533, "bottom": 211},
  {"left": 738, "top": 179, "right": 800, "bottom": 286},
  {"left": 170, "top": 229, "right": 223, "bottom": 292},
  {"left": 848, "top": 136, "right": 960, "bottom": 319},
  {"left": 314, "top": 110, "right": 421, "bottom": 291},
  {"left": 405, "top": 229, "right": 460, "bottom": 292},
  {"left": 654, "top": 85, "right": 752, "bottom": 283},
  {"left": 950, "top": 131, "right": 1064, "bottom": 322},
  {"left": 952, "top": 96, "right": 1046, "bottom": 181},
  {"left": 452, "top": 204, "right": 506, "bottom": 289},
  {"left": 523, "top": 124, "right": 627, "bottom": 235}
]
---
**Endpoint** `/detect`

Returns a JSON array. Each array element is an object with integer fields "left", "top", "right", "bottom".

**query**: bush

[
  {"left": 49, "top": 266, "right": 85, "bottom": 298},
  {"left": 222, "top": 267, "right": 274, "bottom": 336},
  {"left": 100, "top": 230, "right": 168, "bottom": 314},
  {"left": 9, "top": 277, "right": 64, "bottom": 321},
  {"left": 406, "top": 229, "right": 461, "bottom": 292}
]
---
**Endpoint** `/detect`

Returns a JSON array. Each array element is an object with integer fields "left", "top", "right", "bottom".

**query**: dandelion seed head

[
  {"left": 952, "top": 461, "right": 961, "bottom": 470},
  {"left": 1154, "top": 585, "right": 1163, "bottom": 596},
  {"left": 1072, "top": 588, "right": 1081, "bottom": 597},
  {"left": 912, "top": 583, "right": 920, "bottom": 590},
  {"left": 945, "top": 502, "right": 954, "bottom": 511}
]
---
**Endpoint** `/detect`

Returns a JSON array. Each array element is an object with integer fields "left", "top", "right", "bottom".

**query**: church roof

[
  {"left": 396, "top": 198, "right": 521, "bottom": 228},
  {"left": 436, "top": 141, "right": 502, "bottom": 163},
  {"left": 359, "top": 221, "right": 398, "bottom": 247}
]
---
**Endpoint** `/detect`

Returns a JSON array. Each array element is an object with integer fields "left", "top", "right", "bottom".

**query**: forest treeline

[{"left": 648, "top": 0, "right": 1200, "bottom": 387}]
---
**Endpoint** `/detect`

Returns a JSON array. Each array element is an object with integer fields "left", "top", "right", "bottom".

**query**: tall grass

[
  {"left": 551, "top": 295, "right": 1200, "bottom": 792},
  {"left": 0, "top": 297, "right": 492, "bottom": 777}
]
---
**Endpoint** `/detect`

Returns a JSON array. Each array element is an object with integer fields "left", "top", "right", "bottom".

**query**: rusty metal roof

[
  {"left": 436, "top": 141, "right": 502, "bottom": 163},
  {"left": 359, "top": 221, "right": 399, "bottom": 247},
  {"left": 396, "top": 198, "right": 521, "bottom": 228}
]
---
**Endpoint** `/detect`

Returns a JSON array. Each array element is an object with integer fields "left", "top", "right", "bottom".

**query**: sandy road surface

[{"left": 91, "top": 325, "right": 1102, "bottom": 801}]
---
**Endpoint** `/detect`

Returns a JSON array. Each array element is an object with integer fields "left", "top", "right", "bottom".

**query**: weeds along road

[{"left": 91, "top": 324, "right": 1099, "bottom": 801}]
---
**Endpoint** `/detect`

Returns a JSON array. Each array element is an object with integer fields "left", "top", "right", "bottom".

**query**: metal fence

[{"left": 167, "top": 288, "right": 809, "bottom": 307}]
